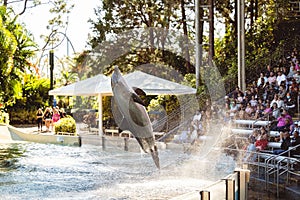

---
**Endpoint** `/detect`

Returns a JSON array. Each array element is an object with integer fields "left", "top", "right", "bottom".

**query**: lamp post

[
  {"left": 49, "top": 49, "right": 54, "bottom": 106},
  {"left": 46, "top": 31, "right": 76, "bottom": 106}
]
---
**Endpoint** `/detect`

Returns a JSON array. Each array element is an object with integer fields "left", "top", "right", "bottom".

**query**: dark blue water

[{"left": 0, "top": 142, "right": 236, "bottom": 200}]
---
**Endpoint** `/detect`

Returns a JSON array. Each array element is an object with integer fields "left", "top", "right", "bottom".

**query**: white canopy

[
  {"left": 124, "top": 71, "right": 196, "bottom": 95},
  {"left": 49, "top": 74, "right": 112, "bottom": 96},
  {"left": 49, "top": 71, "right": 196, "bottom": 96},
  {"left": 49, "top": 71, "right": 196, "bottom": 135}
]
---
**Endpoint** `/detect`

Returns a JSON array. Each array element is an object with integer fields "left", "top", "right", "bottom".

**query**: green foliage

[
  {"left": 17, "top": 75, "right": 49, "bottom": 108},
  {"left": 0, "top": 110, "right": 9, "bottom": 124},
  {"left": 0, "top": 6, "right": 37, "bottom": 107},
  {"left": 7, "top": 75, "right": 50, "bottom": 124},
  {"left": 89, "top": 0, "right": 180, "bottom": 46},
  {"left": 54, "top": 116, "right": 77, "bottom": 135},
  {"left": 9, "top": 109, "right": 36, "bottom": 125}
]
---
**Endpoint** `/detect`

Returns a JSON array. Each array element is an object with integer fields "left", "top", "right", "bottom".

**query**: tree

[
  {"left": 88, "top": 0, "right": 196, "bottom": 76},
  {"left": 213, "top": 0, "right": 295, "bottom": 93},
  {"left": 0, "top": 6, "right": 36, "bottom": 107}
]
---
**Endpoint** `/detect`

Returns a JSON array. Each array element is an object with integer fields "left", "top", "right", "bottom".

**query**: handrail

[
  {"left": 251, "top": 111, "right": 271, "bottom": 129},
  {"left": 264, "top": 143, "right": 300, "bottom": 197}
]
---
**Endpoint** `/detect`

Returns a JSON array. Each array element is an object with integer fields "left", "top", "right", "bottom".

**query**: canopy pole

[{"left": 98, "top": 93, "right": 103, "bottom": 136}]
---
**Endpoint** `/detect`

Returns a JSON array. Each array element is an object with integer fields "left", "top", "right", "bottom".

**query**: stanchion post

[
  {"left": 235, "top": 169, "right": 250, "bottom": 200},
  {"left": 124, "top": 137, "right": 128, "bottom": 151},
  {"left": 226, "top": 178, "right": 235, "bottom": 200},
  {"left": 102, "top": 136, "right": 106, "bottom": 150},
  {"left": 199, "top": 190, "right": 210, "bottom": 200}
]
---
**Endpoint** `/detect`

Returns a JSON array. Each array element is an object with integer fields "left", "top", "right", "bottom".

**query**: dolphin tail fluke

[{"left": 150, "top": 145, "right": 160, "bottom": 169}]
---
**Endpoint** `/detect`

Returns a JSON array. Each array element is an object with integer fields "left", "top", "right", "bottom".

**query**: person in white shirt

[
  {"left": 270, "top": 94, "right": 279, "bottom": 109},
  {"left": 257, "top": 72, "right": 268, "bottom": 87},
  {"left": 276, "top": 71, "right": 286, "bottom": 87},
  {"left": 191, "top": 110, "right": 202, "bottom": 131}
]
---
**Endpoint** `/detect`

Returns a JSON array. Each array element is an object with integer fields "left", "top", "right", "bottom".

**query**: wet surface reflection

[{"left": 0, "top": 144, "right": 25, "bottom": 171}]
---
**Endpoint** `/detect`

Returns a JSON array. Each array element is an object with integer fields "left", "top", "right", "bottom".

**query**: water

[{"left": 0, "top": 141, "right": 236, "bottom": 200}]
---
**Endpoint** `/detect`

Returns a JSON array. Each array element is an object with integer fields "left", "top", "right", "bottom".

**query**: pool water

[{"left": 0, "top": 142, "right": 236, "bottom": 200}]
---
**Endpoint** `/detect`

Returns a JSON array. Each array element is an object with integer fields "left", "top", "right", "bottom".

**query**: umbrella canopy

[
  {"left": 124, "top": 71, "right": 196, "bottom": 95},
  {"left": 49, "top": 74, "right": 112, "bottom": 96},
  {"left": 49, "top": 71, "right": 196, "bottom": 96}
]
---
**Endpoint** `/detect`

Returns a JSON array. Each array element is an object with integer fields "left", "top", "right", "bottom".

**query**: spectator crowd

[{"left": 222, "top": 48, "right": 300, "bottom": 158}]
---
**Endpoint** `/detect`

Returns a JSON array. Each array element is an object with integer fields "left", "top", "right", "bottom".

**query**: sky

[{"left": 15, "top": 1, "right": 98, "bottom": 58}]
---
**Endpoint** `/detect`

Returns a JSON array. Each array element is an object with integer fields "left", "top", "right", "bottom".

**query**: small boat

[{"left": 0, "top": 123, "right": 81, "bottom": 146}]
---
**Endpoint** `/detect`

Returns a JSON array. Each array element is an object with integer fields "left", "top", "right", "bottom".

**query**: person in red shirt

[{"left": 255, "top": 133, "right": 269, "bottom": 151}]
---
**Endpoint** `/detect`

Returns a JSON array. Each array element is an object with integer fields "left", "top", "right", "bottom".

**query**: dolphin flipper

[
  {"left": 133, "top": 87, "right": 146, "bottom": 96},
  {"left": 131, "top": 93, "right": 146, "bottom": 107}
]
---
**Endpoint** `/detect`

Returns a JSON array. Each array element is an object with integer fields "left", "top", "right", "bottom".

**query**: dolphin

[{"left": 111, "top": 66, "right": 160, "bottom": 169}]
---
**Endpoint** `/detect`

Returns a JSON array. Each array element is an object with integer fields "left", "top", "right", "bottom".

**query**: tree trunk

[
  {"left": 209, "top": 0, "right": 215, "bottom": 63},
  {"left": 181, "top": 0, "right": 192, "bottom": 73}
]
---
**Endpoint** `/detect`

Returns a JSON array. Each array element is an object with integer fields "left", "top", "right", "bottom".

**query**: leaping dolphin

[{"left": 111, "top": 66, "right": 160, "bottom": 169}]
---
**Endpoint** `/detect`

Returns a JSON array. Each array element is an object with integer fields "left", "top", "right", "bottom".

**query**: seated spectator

[
  {"left": 254, "top": 104, "right": 266, "bottom": 119},
  {"left": 282, "top": 109, "right": 293, "bottom": 125},
  {"left": 257, "top": 72, "right": 268, "bottom": 87},
  {"left": 291, "top": 122, "right": 300, "bottom": 135},
  {"left": 255, "top": 132, "right": 269, "bottom": 151},
  {"left": 270, "top": 94, "right": 280, "bottom": 109},
  {"left": 236, "top": 92, "right": 244, "bottom": 104},
  {"left": 236, "top": 106, "right": 248, "bottom": 120},
  {"left": 277, "top": 96, "right": 285, "bottom": 109},
  {"left": 267, "top": 85, "right": 276, "bottom": 102},
  {"left": 243, "top": 129, "right": 260, "bottom": 162},
  {"left": 278, "top": 85, "right": 287, "bottom": 99},
  {"left": 191, "top": 110, "right": 202, "bottom": 135},
  {"left": 293, "top": 70, "right": 300, "bottom": 84},
  {"left": 273, "top": 131, "right": 291, "bottom": 155},
  {"left": 225, "top": 96, "right": 231, "bottom": 108},
  {"left": 263, "top": 103, "right": 272, "bottom": 116},
  {"left": 232, "top": 86, "right": 243, "bottom": 100},
  {"left": 284, "top": 93, "right": 296, "bottom": 116},
  {"left": 249, "top": 95, "right": 258, "bottom": 108},
  {"left": 276, "top": 71, "right": 286, "bottom": 88},
  {"left": 229, "top": 100, "right": 239, "bottom": 120},
  {"left": 271, "top": 102, "right": 281, "bottom": 120},
  {"left": 272, "top": 113, "right": 289, "bottom": 132},
  {"left": 268, "top": 71, "right": 277, "bottom": 85},
  {"left": 245, "top": 103, "right": 255, "bottom": 118},
  {"left": 287, "top": 62, "right": 296, "bottom": 80},
  {"left": 290, "top": 131, "right": 300, "bottom": 156}
]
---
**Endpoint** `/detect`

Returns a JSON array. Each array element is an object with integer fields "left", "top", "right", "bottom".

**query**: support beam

[
  {"left": 209, "top": 0, "right": 214, "bottom": 66},
  {"left": 238, "top": 0, "right": 246, "bottom": 92},
  {"left": 98, "top": 93, "right": 103, "bottom": 136},
  {"left": 195, "top": 0, "right": 202, "bottom": 90}
]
